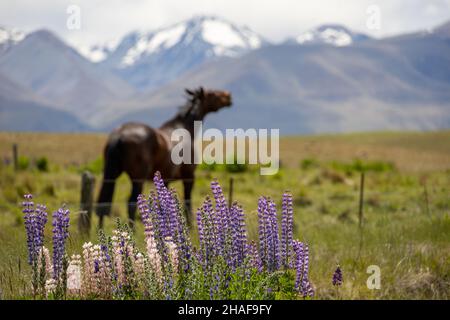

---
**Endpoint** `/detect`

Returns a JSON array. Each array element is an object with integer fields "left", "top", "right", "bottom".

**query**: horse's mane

[{"left": 177, "top": 89, "right": 202, "bottom": 119}]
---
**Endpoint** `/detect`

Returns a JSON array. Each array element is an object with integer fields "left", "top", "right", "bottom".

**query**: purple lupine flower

[
  {"left": 147, "top": 189, "right": 169, "bottom": 265},
  {"left": 23, "top": 194, "right": 35, "bottom": 264},
  {"left": 94, "top": 259, "right": 100, "bottom": 273},
  {"left": 229, "top": 202, "right": 247, "bottom": 268},
  {"left": 137, "top": 194, "right": 152, "bottom": 238},
  {"left": 293, "top": 240, "right": 314, "bottom": 298},
  {"left": 34, "top": 204, "right": 48, "bottom": 250},
  {"left": 52, "top": 206, "right": 70, "bottom": 279},
  {"left": 100, "top": 243, "right": 113, "bottom": 272},
  {"left": 293, "top": 240, "right": 303, "bottom": 292},
  {"left": 332, "top": 265, "right": 343, "bottom": 286},
  {"left": 171, "top": 193, "right": 191, "bottom": 272},
  {"left": 281, "top": 192, "right": 294, "bottom": 268},
  {"left": 196, "top": 207, "right": 204, "bottom": 256},
  {"left": 210, "top": 179, "right": 229, "bottom": 257},
  {"left": 301, "top": 243, "right": 314, "bottom": 298},
  {"left": 197, "top": 196, "right": 216, "bottom": 268},
  {"left": 22, "top": 194, "right": 48, "bottom": 265},
  {"left": 167, "top": 188, "right": 180, "bottom": 240},
  {"left": 263, "top": 198, "right": 273, "bottom": 271},
  {"left": 246, "top": 241, "right": 262, "bottom": 272},
  {"left": 257, "top": 197, "right": 268, "bottom": 268},
  {"left": 257, "top": 196, "right": 280, "bottom": 272},
  {"left": 267, "top": 198, "right": 280, "bottom": 271},
  {"left": 153, "top": 171, "right": 171, "bottom": 238}
]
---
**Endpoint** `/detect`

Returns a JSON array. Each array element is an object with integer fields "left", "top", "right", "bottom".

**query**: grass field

[{"left": 0, "top": 130, "right": 449, "bottom": 299}]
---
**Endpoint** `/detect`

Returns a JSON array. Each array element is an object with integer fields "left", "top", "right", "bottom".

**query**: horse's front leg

[
  {"left": 128, "top": 181, "right": 143, "bottom": 227},
  {"left": 183, "top": 178, "right": 194, "bottom": 227}
]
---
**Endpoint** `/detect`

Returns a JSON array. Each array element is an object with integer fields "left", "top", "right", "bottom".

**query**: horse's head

[{"left": 185, "top": 87, "right": 232, "bottom": 116}]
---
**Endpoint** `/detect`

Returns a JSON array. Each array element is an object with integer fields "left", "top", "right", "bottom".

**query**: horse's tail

[{"left": 97, "top": 136, "right": 122, "bottom": 221}]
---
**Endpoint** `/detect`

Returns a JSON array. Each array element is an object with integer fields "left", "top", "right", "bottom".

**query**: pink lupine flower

[
  {"left": 67, "top": 254, "right": 82, "bottom": 296},
  {"left": 146, "top": 231, "right": 162, "bottom": 279},
  {"left": 45, "top": 278, "right": 57, "bottom": 297}
]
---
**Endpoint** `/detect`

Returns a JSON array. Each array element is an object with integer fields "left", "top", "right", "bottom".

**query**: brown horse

[{"left": 96, "top": 87, "right": 232, "bottom": 227}]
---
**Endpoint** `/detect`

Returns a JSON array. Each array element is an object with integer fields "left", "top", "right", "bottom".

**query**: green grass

[{"left": 0, "top": 130, "right": 449, "bottom": 299}]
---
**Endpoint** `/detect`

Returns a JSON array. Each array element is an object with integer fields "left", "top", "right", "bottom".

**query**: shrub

[
  {"left": 36, "top": 157, "right": 49, "bottom": 172},
  {"left": 300, "top": 158, "right": 320, "bottom": 170},
  {"left": 18, "top": 156, "right": 30, "bottom": 170}
]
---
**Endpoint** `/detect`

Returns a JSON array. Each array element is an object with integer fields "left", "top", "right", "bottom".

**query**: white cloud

[{"left": 0, "top": 0, "right": 449, "bottom": 47}]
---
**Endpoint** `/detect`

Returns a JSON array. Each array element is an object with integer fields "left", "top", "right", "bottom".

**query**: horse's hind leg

[{"left": 128, "top": 180, "right": 143, "bottom": 227}]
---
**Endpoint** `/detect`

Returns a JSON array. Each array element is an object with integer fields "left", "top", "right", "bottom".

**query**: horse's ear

[
  {"left": 198, "top": 87, "right": 205, "bottom": 98},
  {"left": 185, "top": 88, "right": 194, "bottom": 96}
]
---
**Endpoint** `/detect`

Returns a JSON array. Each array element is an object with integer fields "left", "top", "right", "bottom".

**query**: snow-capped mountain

[
  {"left": 290, "top": 24, "right": 370, "bottom": 47},
  {"left": 0, "top": 26, "right": 26, "bottom": 55},
  {"left": 88, "top": 15, "right": 266, "bottom": 90}
]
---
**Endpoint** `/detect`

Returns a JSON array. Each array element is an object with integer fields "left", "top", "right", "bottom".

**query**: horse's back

[{"left": 111, "top": 122, "right": 154, "bottom": 143}]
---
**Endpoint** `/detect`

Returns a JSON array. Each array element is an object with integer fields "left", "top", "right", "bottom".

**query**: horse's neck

[{"left": 160, "top": 112, "right": 203, "bottom": 136}]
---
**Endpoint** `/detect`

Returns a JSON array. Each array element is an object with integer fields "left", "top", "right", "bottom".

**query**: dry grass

[{"left": 1, "top": 130, "right": 450, "bottom": 172}]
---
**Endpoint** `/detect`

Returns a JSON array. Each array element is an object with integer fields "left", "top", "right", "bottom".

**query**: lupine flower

[
  {"left": 267, "top": 199, "right": 280, "bottom": 271},
  {"left": 230, "top": 202, "right": 247, "bottom": 268},
  {"left": 38, "top": 246, "right": 52, "bottom": 279},
  {"left": 257, "top": 197, "right": 280, "bottom": 272},
  {"left": 173, "top": 198, "right": 191, "bottom": 273},
  {"left": 133, "top": 252, "right": 146, "bottom": 275},
  {"left": 210, "top": 179, "right": 229, "bottom": 257},
  {"left": 23, "top": 194, "right": 48, "bottom": 265},
  {"left": 281, "top": 192, "right": 294, "bottom": 268},
  {"left": 332, "top": 265, "right": 343, "bottom": 286},
  {"left": 165, "top": 237, "right": 179, "bottom": 271},
  {"left": 111, "top": 230, "right": 135, "bottom": 288},
  {"left": 293, "top": 240, "right": 314, "bottom": 298},
  {"left": 246, "top": 241, "right": 262, "bottom": 272},
  {"left": 45, "top": 278, "right": 57, "bottom": 297},
  {"left": 301, "top": 243, "right": 314, "bottom": 298},
  {"left": 293, "top": 240, "right": 304, "bottom": 292},
  {"left": 137, "top": 194, "right": 152, "bottom": 237},
  {"left": 257, "top": 197, "right": 267, "bottom": 266},
  {"left": 67, "top": 254, "right": 82, "bottom": 295},
  {"left": 197, "top": 196, "right": 216, "bottom": 268},
  {"left": 52, "top": 206, "right": 70, "bottom": 280},
  {"left": 153, "top": 172, "right": 171, "bottom": 238},
  {"left": 145, "top": 230, "right": 162, "bottom": 279}
]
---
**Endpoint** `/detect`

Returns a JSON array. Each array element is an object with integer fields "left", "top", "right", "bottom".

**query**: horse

[{"left": 96, "top": 87, "right": 232, "bottom": 228}]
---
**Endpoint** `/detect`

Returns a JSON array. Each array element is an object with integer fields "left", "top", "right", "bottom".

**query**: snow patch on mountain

[
  {"left": 0, "top": 26, "right": 26, "bottom": 54},
  {"left": 294, "top": 24, "right": 369, "bottom": 47},
  {"left": 121, "top": 24, "right": 186, "bottom": 66},
  {"left": 77, "top": 39, "right": 120, "bottom": 63}
]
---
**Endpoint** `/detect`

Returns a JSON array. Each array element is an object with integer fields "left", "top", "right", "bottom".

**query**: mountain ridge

[{"left": 0, "top": 16, "right": 449, "bottom": 133}]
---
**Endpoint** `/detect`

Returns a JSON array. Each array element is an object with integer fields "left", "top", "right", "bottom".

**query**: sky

[{"left": 1, "top": 0, "right": 450, "bottom": 47}]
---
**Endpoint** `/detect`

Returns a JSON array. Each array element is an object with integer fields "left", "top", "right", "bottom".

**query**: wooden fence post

[
  {"left": 357, "top": 171, "right": 365, "bottom": 260},
  {"left": 358, "top": 171, "right": 365, "bottom": 229},
  {"left": 78, "top": 171, "right": 95, "bottom": 235},
  {"left": 228, "top": 177, "right": 234, "bottom": 207},
  {"left": 13, "top": 144, "right": 18, "bottom": 171}
]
